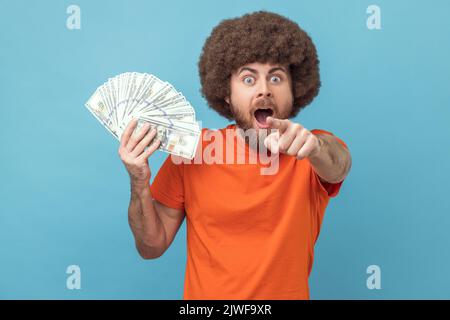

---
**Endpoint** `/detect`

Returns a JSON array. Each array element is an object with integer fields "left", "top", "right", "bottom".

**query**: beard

[
  {"left": 230, "top": 102, "right": 254, "bottom": 131},
  {"left": 230, "top": 103, "right": 263, "bottom": 149},
  {"left": 229, "top": 98, "right": 291, "bottom": 148}
]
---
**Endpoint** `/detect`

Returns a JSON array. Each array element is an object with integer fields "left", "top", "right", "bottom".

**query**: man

[{"left": 118, "top": 11, "right": 352, "bottom": 299}]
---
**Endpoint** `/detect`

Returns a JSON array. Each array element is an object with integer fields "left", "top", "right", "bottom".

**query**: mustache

[{"left": 254, "top": 97, "right": 276, "bottom": 109}]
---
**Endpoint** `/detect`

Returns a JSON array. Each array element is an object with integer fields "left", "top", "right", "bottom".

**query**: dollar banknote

[{"left": 85, "top": 72, "right": 201, "bottom": 159}]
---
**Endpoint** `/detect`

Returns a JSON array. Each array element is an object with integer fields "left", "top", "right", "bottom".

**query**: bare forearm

[
  {"left": 128, "top": 183, "right": 167, "bottom": 258},
  {"left": 308, "top": 134, "right": 352, "bottom": 184}
]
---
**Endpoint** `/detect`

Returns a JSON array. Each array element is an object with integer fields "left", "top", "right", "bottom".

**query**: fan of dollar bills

[{"left": 85, "top": 72, "right": 201, "bottom": 159}]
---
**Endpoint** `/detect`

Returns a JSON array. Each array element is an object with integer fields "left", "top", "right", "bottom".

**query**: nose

[{"left": 256, "top": 79, "right": 272, "bottom": 98}]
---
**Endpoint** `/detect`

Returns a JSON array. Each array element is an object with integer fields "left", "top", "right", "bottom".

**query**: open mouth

[{"left": 254, "top": 108, "right": 274, "bottom": 127}]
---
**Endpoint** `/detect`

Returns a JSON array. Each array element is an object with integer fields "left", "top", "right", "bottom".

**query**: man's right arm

[
  {"left": 128, "top": 182, "right": 185, "bottom": 259},
  {"left": 118, "top": 119, "right": 185, "bottom": 259}
]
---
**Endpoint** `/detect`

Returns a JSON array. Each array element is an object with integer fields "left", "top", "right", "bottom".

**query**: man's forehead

[{"left": 235, "top": 62, "right": 288, "bottom": 74}]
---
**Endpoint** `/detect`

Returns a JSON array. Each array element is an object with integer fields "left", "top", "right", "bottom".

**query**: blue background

[{"left": 1, "top": 0, "right": 449, "bottom": 299}]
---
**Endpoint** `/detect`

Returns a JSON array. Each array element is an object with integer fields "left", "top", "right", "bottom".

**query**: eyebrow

[{"left": 238, "top": 66, "right": 287, "bottom": 75}]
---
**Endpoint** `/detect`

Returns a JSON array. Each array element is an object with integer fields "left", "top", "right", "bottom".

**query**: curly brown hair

[{"left": 198, "top": 10, "right": 321, "bottom": 120}]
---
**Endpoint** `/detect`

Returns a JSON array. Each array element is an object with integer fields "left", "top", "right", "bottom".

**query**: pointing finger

[{"left": 266, "top": 117, "right": 289, "bottom": 133}]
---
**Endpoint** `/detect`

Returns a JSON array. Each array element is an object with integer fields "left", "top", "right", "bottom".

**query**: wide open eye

[
  {"left": 270, "top": 75, "right": 281, "bottom": 83},
  {"left": 243, "top": 76, "right": 255, "bottom": 85}
]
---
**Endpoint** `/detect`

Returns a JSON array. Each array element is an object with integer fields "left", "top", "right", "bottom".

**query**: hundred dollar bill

[
  {"left": 85, "top": 88, "right": 118, "bottom": 139},
  {"left": 132, "top": 119, "right": 201, "bottom": 159}
]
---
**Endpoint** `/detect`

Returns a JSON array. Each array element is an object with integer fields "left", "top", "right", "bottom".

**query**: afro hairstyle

[{"left": 198, "top": 10, "right": 321, "bottom": 120}]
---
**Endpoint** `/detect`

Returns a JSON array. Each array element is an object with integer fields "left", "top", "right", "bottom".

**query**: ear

[{"left": 225, "top": 97, "right": 230, "bottom": 105}]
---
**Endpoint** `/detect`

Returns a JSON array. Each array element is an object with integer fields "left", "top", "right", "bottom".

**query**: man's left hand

[{"left": 264, "top": 117, "right": 323, "bottom": 160}]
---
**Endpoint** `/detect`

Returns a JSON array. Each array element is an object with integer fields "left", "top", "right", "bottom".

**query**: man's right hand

[{"left": 118, "top": 119, "right": 161, "bottom": 188}]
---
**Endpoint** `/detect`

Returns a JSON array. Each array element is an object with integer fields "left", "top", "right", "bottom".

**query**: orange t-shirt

[{"left": 149, "top": 124, "right": 348, "bottom": 299}]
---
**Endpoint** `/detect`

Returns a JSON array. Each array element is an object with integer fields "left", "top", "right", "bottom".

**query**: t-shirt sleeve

[
  {"left": 149, "top": 155, "right": 185, "bottom": 210},
  {"left": 309, "top": 129, "right": 349, "bottom": 198}
]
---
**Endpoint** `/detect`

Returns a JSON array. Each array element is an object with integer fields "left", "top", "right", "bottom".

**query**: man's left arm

[
  {"left": 265, "top": 117, "right": 352, "bottom": 184},
  {"left": 308, "top": 133, "right": 352, "bottom": 184}
]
